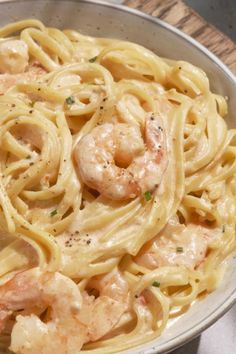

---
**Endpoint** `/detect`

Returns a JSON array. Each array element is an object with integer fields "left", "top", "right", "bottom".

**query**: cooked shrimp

[
  {"left": 135, "top": 219, "right": 220, "bottom": 270},
  {"left": 0, "top": 40, "right": 29, "bottom": 74},
  {"left": 80, "top": 268, "right": 130, "bottom": 341},
  {"left": 0, "top": 268, "right": 129, "bottom": 353},
  {"left": 0, "top": 64, "right": 46, "bottom": 95},
  {"left": 0, "top": 268, "right": 87, "bottom": 354},
  {"left": 74, "top": 113, "right": 168, "bottom": 200}
]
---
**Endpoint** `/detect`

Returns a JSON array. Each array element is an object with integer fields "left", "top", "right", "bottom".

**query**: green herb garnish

[
  {"left": 66, "top": 96, "right": 75, "bottom": 105},
  {"left": 50, "top": 209, "right": 58, "bottom": 217},
  {"left": 89, "top": 56, "right": 98, "bottom": 63},
  {"left": 176, "top": 246, "right": 183, "bottom": 253},
  {"left": 152, "top": 281, "right": 160, "bottom": 288},
  {"left": 144, "top": 191, "right": 152, "bottom": 201},
  {"left": 222, "top": 225, "right": 226, "bottom": 233},
  {"left": 26, "top": 155, "right": 31, "bottom": 159}
]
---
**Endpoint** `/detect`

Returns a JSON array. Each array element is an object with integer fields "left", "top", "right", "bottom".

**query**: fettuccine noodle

[{"left": 0, "top": 19, "right": 235, "bottom": 354}]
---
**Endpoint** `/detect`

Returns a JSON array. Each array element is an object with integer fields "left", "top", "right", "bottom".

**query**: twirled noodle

[{"left": 0, "top": 19, "right": 235, "bottom": 354}]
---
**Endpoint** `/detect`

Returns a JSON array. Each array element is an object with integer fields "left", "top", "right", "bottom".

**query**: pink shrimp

[
  {"left": 0, "top": 268, "right": 86, "bottom": 354},
  {"left": 0, "top": 40, "right": 29, "bottom": 74},
  {"left": 0, "top": 64, "right": 46, "bottom": 95},
  {"left": 135, "top": 219, "right": 221, "bottom": 270},
  {"left": 0, "top": 39, "right": 46, "bottom": 94},
  {"left": 0, "top": 268, "right": 129, "bottom": 354},
  {"left": 80, "top": 268, "right": 130, "bottom": 342},
  {"left": 74, "top": 113, "right": 168, "bottom": 200}
]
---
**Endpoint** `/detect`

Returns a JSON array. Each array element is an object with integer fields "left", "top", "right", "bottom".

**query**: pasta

[{"left": 0, "top": 19, "right": 235, "bottom": 354}]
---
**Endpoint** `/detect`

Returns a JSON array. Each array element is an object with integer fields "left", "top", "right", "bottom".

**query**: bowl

[{"left": 0, "top": 1, "right": 235, "bottom": 353}]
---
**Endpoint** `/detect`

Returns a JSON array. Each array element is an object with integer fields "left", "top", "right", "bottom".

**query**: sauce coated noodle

[{"left": 0, "top": 19, "right": 235, "bottom": 354}]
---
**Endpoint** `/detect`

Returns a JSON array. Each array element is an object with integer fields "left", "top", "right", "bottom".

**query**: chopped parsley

[
  {"left": 152, "top": 281, "right": 160, "bottom": 288},
  {"left": 144, "top": 191, "right": 152, "bottom": 201},
  {"left": 26, "top": 155, "right": 31, "bottom": 159},
  {"left": 176, "top": 246, "right": 183, "bottom": 253},
  {"left": 222, "top": 224, "right": 226, "bottom": 233},
  {"left": 50, "top": 209, "right": 58, "bottom": 217},
  {"left": 89, "top": 56, "right": 98, "bottom": 63},
  {"left": 65, "top": 96, "right": 75, "bottom": 105}
]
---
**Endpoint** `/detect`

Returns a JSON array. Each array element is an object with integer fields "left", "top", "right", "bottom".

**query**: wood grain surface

[{"left": 124, "top": 0, "right": 236, "bottom": 74}]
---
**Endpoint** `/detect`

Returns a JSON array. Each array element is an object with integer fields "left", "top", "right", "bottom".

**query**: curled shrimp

[
  {"left": 0, "top": 268, "right": 86, "bottom": 354},
  {"left": 135, "top": 219, "right": 220, "bottom": 270},
  {"left": 80, "top": 268, "right": 130, "bottom": 342},
  {"left": 0, "top": 40, "right": 29, "bottom": 74},
  {"left": 74, "top": 113, "right": 168, "bottom": 200},
  {"left": 0, "top": 268, "right": 129, "bottom": 353}
]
